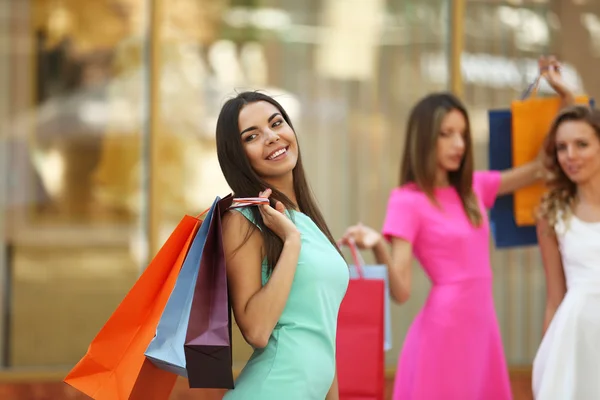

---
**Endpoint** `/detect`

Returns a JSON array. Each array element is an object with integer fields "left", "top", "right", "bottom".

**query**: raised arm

[
  {"left": 497, "top": 56, "right": 576, "bottom": 196},
  {"left": 542, "top": 56, "right": 575, "bottom": 109},
  {"left": 223, "top": 194, "right": 301, "bottom": 348},
  {"left": 497, "top": 161, "right": 544, "bottom": 196}
]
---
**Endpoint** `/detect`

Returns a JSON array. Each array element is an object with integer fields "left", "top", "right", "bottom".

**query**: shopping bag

[
  {"left": 336, "top": 240, "right": 385, "bottom": 400},
  {"left": 64, "top": 216, "right": 200, "bottom": 400},
  {"left": 488, "top": 109, "right": 538, "bottom": 248},
  {"left": 145, "top": 197, "right": 218, "bottom": 376},
  {"left": 511, "top": 88, "right": 589, "bottom": 226},
  {"left": 347, "top": 252, "right": 392, "bottom": 351},
  {"left": 184, "top": 195, "right": 268, "bottom": 388}
]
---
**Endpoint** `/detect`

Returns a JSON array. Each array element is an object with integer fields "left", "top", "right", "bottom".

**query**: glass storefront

[
  {"left": 0, "top": 0, "right": 598, "bottom": 372},
  {"left": 1, "top": 0, "right": 151, "bottom": 368}
]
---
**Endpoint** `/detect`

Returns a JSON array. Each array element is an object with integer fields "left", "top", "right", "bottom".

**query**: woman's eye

[
  {"left": 244, "top": 134, "right": 257, "bottom": 142},
  {"left": 272, "top": 120, "right": 282, "bottom": 128}
]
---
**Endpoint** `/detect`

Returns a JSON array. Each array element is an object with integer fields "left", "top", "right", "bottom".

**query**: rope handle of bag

[
  {"left": 196, "top": 197, "right": 270, "bottom": 219},
  {"left": 337, "top": 238, "right": 366, "bottom": 279}
]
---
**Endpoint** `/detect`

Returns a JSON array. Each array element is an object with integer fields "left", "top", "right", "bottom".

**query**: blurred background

[{"left": 0, "top": 0, "right": 598, "bottom": 399}]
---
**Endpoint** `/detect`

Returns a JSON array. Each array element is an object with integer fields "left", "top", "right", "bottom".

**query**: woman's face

[
  {"left": 238, "top": 101, "right": 298, "bottom": 182},
  {"left": 555, "top": 120, "right": 600, "bottom": 185},
  {"left": 436, "top": 109, "right": 467, "bottom": 172}
]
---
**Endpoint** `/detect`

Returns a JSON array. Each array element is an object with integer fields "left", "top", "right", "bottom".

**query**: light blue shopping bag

[
  {"left": 346, "top": 243, "right": 392, "bottom": 352},
  {"left": 145, "top": 197, "right": 218, "bottom": 376}
]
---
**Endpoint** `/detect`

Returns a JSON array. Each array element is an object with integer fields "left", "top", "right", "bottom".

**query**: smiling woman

[
  {"left": 214, "top": 91, "right": 349, "bottom": 400},
  {"left": 238, "top": 101, "right": 299, "bottom": 184},
  {"left": 533, "top": 105, "right": 600, "bottom": 399},
  {"left": 215, "top": 92, "right": 337, "bottom": 272}
]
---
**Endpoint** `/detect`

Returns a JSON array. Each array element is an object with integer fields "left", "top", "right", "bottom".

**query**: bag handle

[
  {"left": 229, "top": 197, "right": 271, "bottom": 209},
  {"left": 337, "top": 239, "right": 365, "bottom": 279},
  {"left": 521, "top": 61, "right": 567, "bottom": 100},
  {"left": 196, "top": 197, "right": 269, "bottom": 219},
  {"left": 520, "top": 74, "right": 542, "bottom": 100}
]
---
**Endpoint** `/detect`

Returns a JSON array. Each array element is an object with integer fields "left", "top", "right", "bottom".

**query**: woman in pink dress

[{"left": 341, "top": 58, "right": 574, "bottom": 399}]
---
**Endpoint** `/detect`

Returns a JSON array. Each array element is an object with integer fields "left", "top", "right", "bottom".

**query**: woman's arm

[
  {"left": 498, "top": 57, "right": 575, "bottom": 196},
  {"left": 325, "top": 370, "right": 339, "bottom": 400},
  {"left": 340, "top": 225, "right": 413, "bottom": 304},
  {"left": 536, "top": 217, "right": 567, "bottom": 334},
  {"left": 497, "top": 160, "right": 543, "bottom": 196},
  {"left": 372, "top": 237, "right": 414, "bottom": 304},
  {"left": 542, "top": 56, "right": 575, "bottom": 109},
  {"left": 497, "top": 57, "right": 576, "bottom": 196},
  {"left": 385, "top": 238, "right": 413, "bottom": 304},
  {"left": 223, "top": 206, "right": 301, "bottom": 349}
]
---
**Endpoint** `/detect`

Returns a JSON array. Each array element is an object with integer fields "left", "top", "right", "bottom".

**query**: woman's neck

[
  {"left": 435, "top": 168, "right": 450, "bottom": 188},
  {"left": 577, "top": 172, "right": 600, "bottom": 207}
]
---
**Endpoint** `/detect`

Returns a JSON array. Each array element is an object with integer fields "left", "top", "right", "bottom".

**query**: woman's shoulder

[
  {"left": 388, "top": 183, "right": 428, "bottom": 206},
  {"left": 222, "top": 208, "right": 262, "bottom": 242}
]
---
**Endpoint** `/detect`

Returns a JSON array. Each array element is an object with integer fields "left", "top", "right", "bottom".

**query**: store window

[
  {"left": 0, "top": 0, "right": 454, "bottom": 370},
  {"left": 1, "top": 0, "right": 150, "bottom": 368}
]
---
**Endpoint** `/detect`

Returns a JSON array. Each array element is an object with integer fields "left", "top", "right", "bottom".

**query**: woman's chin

[{"left": 444, "top": 164, "right": 461, "bottom": 172}]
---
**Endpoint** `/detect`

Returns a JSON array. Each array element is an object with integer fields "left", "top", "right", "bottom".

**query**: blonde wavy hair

[{"left": 538, "top": 104, "right": 600, "bottom": 228}]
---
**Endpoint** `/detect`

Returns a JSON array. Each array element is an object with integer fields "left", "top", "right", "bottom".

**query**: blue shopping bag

[
  {"left": 488, "top": 109, "right": 538, "bottom": 248},
  {"left": 145, "top": 197, "right": 218, "bottom": 376}
]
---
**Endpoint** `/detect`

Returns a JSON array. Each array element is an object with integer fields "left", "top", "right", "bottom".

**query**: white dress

[{"left": 532, "top": 214, "right": 600, "bottom": 399}]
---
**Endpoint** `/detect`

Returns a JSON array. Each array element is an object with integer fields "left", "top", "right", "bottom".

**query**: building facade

[{"left": 0, "top": 0, "right": 598, "bottom": 373}]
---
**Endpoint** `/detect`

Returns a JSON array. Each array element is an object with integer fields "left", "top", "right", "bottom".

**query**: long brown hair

[
  {"left": 400, "top": 92, "right": 482, "bottom": 225},
  {"left": 216, "top": 91, "right": 339, "bottom": 272},
  {"left": 538, "top": 105, "right": 600, "bottom": 227}
]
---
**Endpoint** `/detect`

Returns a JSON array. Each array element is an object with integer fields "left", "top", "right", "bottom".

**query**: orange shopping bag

[
  {"left": 64, "top": 216, "right": 200, "bottom": 400},
  {"left": 511, "top": 86, "right": 589, "bottom": 226}
]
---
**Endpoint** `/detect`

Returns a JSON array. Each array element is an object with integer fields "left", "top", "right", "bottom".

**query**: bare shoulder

[
  {"left": 222, "top": 210, "right": 263, "bottom": 259},
  {"left": 222, "top": 209, "right": 252, "bottom": 233}
]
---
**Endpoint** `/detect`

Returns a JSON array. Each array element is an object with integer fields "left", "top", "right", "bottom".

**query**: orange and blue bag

[
  {"left": 65, "top": 196, "right": 269, "bottom": 399},
  {"left": 64, "top": 216, "right": 200, "bottom": 399},
  {"left": 511, "top": 76, "right": 589, "bottom": 226}
]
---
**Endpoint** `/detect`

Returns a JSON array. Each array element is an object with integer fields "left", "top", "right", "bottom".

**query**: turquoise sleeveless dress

[{"left": 223, "top": 208, "right": 349, "bottom": 399}]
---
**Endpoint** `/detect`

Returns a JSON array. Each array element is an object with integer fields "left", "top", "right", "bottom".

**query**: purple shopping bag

[
  {"left": 183, "top": 194, "right": 268, "bottom": 388},
  {"left": 183, "top": 194, "right": 234, "bottom": 388}
]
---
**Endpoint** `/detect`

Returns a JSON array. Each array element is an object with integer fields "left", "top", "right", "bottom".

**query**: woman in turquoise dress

[{"left": 216, "top": 91, "right": 349, "bottom": 399}]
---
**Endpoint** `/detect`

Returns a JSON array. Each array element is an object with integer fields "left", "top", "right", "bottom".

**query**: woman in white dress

[{"left": 533, "top": 104, "right": 600, "bottom": 399}]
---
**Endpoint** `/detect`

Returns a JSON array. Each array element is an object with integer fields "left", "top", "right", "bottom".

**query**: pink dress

[{"left": 382, "top": 171, "right": 512, "bottom": 400}]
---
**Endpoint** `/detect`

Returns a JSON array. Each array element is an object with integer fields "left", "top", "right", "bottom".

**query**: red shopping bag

[{"left": 336, "top": 241, "right": 385, "bottom": 400}]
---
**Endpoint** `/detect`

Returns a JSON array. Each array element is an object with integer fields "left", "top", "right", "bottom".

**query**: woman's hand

[
  {"left": 539, "top": 56, "right": 574, "bottom": 105},
  {"left": 258, "top": 189, "right": 300, "bottom": 241},
  {"left": 340, "top": 223, "right": 383, "bottom": 250}
]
